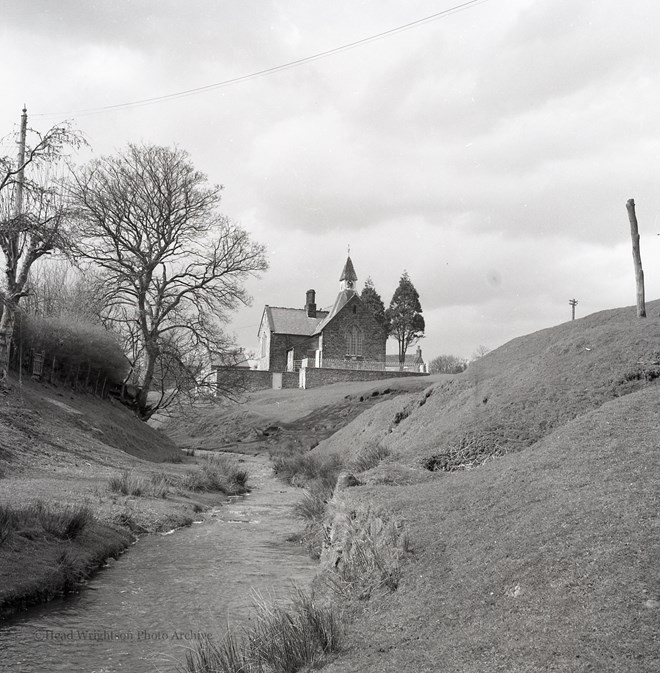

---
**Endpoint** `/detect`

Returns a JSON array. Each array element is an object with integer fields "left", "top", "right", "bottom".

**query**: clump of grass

[
  {"left": 272, "top": 451, "right": 343, "bottom": 488},
  {"left": 0, "top": 506, "right": 16, "bottom": 544},
  {"left": 326, "top": 507, "right": 410, "bottom": 600},
  {"left": 181, "top": 454, "right": 249, "bottom": 495},
  {"left": 184, "top": 588, "right": 342, "bottom": 673},
  {"left": 149, "top": 472, "right": 170, "bottom": 498},
  {"left": 0, "top": 502, "right": 92, "bottom": 543},
  {"left": 108, "top": 470, "right": 147, "bottom": 496},
  {"left": 350, "top": 440, "right": 391, "bottom": 473}
]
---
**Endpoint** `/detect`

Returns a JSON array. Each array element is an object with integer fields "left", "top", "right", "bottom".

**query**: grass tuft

[
  {"left": 326, "top": 507, "right": 410, "bottom": 600},
  {"left": 108, "top": 470, "right": 147, "bottom": 496},
  {"left": 181, "top": 454, "right": 249, "bottom": 495},
  {"left": 272, "top": 451, "right": 343, "bottom": 488},
  {"left": 350, "top": 440, "right": 391, "bottom": 473},
  {"left": 184, "top": 587, "right": 342, "bottom": 673}
]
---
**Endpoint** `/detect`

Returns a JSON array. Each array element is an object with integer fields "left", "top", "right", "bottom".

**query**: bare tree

[
  {"left": 429, "top": 354, "right": 468, "bottom": 374},
  {"left": 0, "top": 114, "right": 83, "bottom": 384},
  {"left": 69, "top": 143, "right": 267, "bottom": 419}
]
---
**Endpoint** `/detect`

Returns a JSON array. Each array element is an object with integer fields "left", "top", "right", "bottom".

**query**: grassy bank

[
  {"left": 0, "top": 502, "right": 132, "bottom": 618},
  {"left": 0, "top": 376, "right": 251, "bottom": 620}
]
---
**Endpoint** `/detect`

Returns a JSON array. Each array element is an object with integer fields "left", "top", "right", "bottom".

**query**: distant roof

[
  {"left": 264, "top": 306, "right": 329, "bottom": 336},
  {"left": 386, "top": 350, "right": 425, "bottom": 365},
  {"left": 339, "top": 256, "right": 358, "bottom": 282}
]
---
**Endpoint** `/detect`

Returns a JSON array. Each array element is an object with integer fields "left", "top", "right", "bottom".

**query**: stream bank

[{"left": 0, "top": 454, "right": 316, "bottom": 673}]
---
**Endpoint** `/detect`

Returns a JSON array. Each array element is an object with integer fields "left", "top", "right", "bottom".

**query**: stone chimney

[{"left": 305, "top": 289, "right": 317, "bottom": 318}]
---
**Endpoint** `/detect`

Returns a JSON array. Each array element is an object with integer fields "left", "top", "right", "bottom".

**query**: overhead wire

[{"left": 33, "top": 0, "right": 491, "bottom": 118}]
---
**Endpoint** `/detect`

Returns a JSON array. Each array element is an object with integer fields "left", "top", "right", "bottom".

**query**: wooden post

[
  {"left": 626, "top": 198, "right": 646, "bottom": 318},
  {"left": 569, "top": 298, "right": 578, "bottom": 321}
]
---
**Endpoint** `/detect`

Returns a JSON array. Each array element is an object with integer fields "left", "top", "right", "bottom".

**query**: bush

[
  {"left": 184, "top": 587, "right": 342, "bottom": 673},
  {"left": 13, "top": 311, "right": 128, "bottom": 385}
]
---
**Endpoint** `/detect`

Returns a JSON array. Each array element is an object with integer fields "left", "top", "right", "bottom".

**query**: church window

[{"left": 346, "top": 325, "right": 363, "bottom": 356}]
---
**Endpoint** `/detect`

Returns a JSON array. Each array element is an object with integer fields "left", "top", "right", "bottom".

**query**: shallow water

[{"left": 0, "top": 455, "right": 315, "bottom": 673}]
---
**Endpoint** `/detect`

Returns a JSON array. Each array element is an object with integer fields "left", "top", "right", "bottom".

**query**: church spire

[{"left": 339, "top": 255, "right": 357, "bottom": 291}]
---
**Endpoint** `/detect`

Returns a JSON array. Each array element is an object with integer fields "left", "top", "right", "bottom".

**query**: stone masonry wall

[
  {"left": 269, "top": 333, "right": 319, "bottom": 372},
  {"left": 300, "top": 366, "right": 428, "bottom": 389},
  {"left": 321, "top": 294, "right": 386, "bottom": 363}
]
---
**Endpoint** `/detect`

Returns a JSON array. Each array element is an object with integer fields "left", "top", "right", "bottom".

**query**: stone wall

[
  {"left": 282, "top": 372, "right": 299, "bottom": 389},
  {"left": 269, "top": 333, "right": 319, "bottom": 372},
  {"left": 300, "top": 366, "right": 428, "bottom": 389},
  {"left": 214, "top": 367, "right": 274, "bottom": 393}
]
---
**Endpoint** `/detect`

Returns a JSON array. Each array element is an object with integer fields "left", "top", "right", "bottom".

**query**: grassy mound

[
  {"left": 321, "top": 387, "right": 660, "bottom": 672},
  {"left": 305, "top": 302, "right": 660, "bottom": 672}
]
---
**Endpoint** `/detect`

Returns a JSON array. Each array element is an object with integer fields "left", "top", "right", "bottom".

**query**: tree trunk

[
  {"left": 626, "top": 198, "right": 646, "bottom": 318},
  {"left": 0, "top": 304, "right": 16, "bottom": 386},
  {"left": 137, "top": 342, "right": 158, "bottom": 419}
]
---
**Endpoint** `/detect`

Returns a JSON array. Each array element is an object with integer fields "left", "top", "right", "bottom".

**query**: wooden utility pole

[
  {"left": 14, "top": 106, "right": 27, "bottom": 218},
  {"left": 569, "top": 298, "right": 578, "bottom": 320},
  {"left": 626, "top": 198, "right": 646, "bottom": 318}
]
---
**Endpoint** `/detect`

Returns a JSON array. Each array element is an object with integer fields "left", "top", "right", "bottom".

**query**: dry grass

[
  {"left": 272, "top": 450, "right": 343, "bottom": 488},
  {"left": 325, "top": 507, "right": 410, "bottom": 601},
  {"left": 181, "top": 454, "right": 249, "bottom": 495},
  {"left": 184, "top": 587, "right": 343, "bottom": 673}
]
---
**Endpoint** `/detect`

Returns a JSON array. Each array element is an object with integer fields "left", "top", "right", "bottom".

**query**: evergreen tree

[
  {"left": 386, "top": 271, "right": 425, "bottom": 368},
  {"left": 361, "top": 277, "right": 390, "bottom": 339}
]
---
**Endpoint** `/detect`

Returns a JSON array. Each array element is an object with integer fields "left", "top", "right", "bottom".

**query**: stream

[{"left": 0, "top": 455, "right": 316, "bottom": 673}]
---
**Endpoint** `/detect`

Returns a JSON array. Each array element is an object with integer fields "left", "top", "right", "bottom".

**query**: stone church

[{"left": 255, "top": 256, "right": 387, "bottom": 372}]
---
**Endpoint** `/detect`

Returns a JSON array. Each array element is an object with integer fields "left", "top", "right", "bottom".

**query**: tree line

[{"left": 0, "top": 114, "right": 267, "bottom": 419}]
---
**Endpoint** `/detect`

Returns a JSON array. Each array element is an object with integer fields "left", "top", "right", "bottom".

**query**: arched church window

[{"left": 346, "top": 325, "right": 363, "bottom": 356}]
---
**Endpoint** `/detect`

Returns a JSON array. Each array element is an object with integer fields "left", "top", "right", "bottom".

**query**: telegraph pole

[
  {"left": 14, "top": 106, "right": 27, "bottom": 219},
  {"left": 569, "top": 298, "right": 578, "bottom": 321},
  {"left": 626, "top": 198, "right": 646, "bottom": 318}
]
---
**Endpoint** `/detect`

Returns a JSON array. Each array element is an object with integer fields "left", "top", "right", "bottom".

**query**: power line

[{"left": 34, "top": 0, "right": 491, "bottom": 118}]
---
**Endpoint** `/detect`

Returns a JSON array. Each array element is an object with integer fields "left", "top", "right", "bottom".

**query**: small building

[
  {"left": 385, "top": 346, "right": 428, "bottom": 373},
  {"left": 255, "top": 256, "right": 387, "bottom": 372}
]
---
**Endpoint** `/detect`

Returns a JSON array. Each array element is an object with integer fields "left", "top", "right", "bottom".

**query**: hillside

[
  {"left": 316, "top": 299, "right": 660, "bottom": 473},
  {"left": 311, "top": 302, "right": 660, "bottom": 672},
  {"left": 0, "top": 377, "right": 235, "bottom": 618}
]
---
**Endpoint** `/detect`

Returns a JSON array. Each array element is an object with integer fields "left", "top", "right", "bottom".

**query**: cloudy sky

[{"left": 3, "top": 0, "right": 660, "bottom": 359}]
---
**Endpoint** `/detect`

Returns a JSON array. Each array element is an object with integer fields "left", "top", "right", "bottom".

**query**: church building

[{"left": 255, "top": 256, "right": 387, "bottom": 372}]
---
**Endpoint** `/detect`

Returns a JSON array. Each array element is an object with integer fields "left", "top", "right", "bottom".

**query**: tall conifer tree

[
  {"left": 387, "top": 271, "right": 425, "bottom": 368},
  {"left": 361, "top": 277, "right": 390, "bottom": 339}
]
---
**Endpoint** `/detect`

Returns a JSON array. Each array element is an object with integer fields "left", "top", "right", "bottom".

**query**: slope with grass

[
  {"left": 308, "top": 303, "right": 660, "bottom": 672},
  {"left": 0, "top": 377, "right": 248, "bottom": 619}
]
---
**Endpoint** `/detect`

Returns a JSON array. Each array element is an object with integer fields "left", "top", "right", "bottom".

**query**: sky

[{"left": 3, "top": 0, "right": 660, "bottom": 360}]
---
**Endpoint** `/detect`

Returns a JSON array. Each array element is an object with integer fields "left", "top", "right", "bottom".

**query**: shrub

[
  {"left": 184, "top": 588, "right": 342, "bottom": 673},
  {"left": 422, "top": 432, "right": 506, "bottom": 472},
  {"left": 13, "top": 311, "right": 128, "bottom": 385}
]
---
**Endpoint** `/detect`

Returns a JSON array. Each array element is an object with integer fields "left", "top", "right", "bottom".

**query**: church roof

[
  {"left": 312, "top": 289, "right": 358, "bottom": 334},
  {"left": 263, "top": 306, "right": 329, "bottom": 336},
  {"left": 339, "top": 256, "right": 358, "bottom": 282}
]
